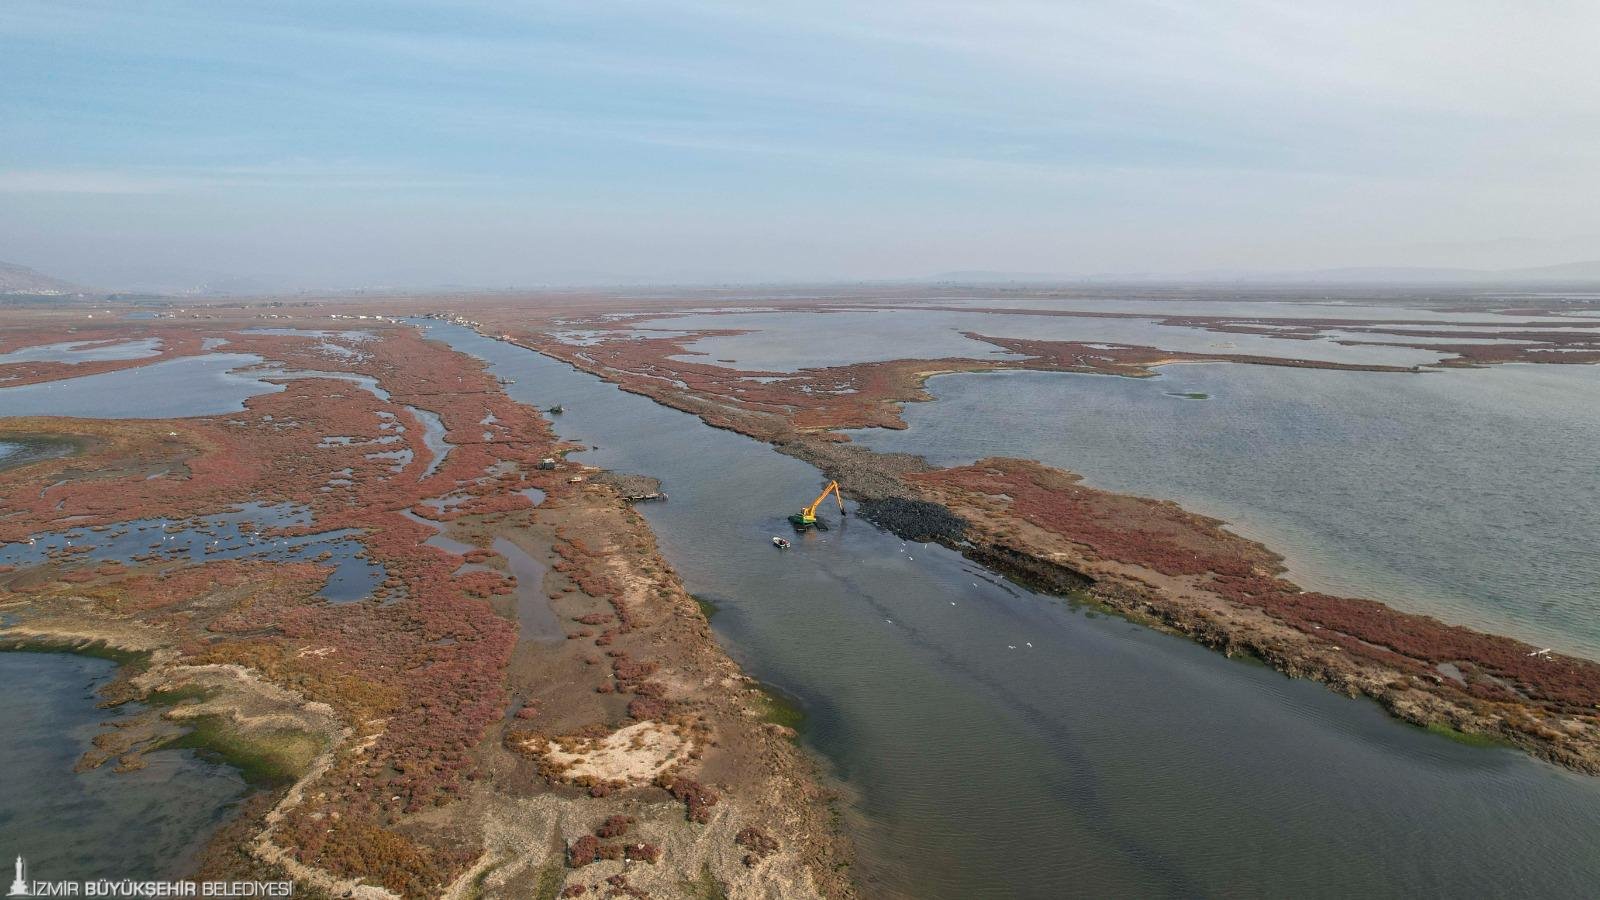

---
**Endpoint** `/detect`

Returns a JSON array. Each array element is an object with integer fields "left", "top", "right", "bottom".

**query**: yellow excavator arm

[
  {"left": 803, "top": 481, "right": 845, "bottom": 518},
  {"left": 789, "top": 481, "right": 845, "bottom": 530}
]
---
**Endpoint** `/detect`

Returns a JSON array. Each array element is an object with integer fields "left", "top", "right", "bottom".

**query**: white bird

[{"left": 1025, "top": 642, "right": 1033, "bottom": 648}]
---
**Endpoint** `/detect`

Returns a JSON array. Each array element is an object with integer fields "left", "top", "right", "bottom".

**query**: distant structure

[{"left": 7, "top": 856, "right": 26, "bottom": 897}]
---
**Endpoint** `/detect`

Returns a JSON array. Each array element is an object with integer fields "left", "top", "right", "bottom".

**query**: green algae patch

[
  {"left": 1424, "top": 720, "right": 1509, "bottom": 748},
  {"left": 143, "top": 684, "right": 215, "bottom": 707},
  {"left": 0, "top": 637, "right": 152, "bottom": 672},
  {"left": 692, "top": 593, "right": 721, "bottom": 621},
  {"left": 0, "top": 432, "right": 85, "bottom": 472},
  {"left": 754, "top": 682, "right": 806, "bottom": 734},
  {"left": 163, "top": 716, "right": 324, "bottom": 785}
]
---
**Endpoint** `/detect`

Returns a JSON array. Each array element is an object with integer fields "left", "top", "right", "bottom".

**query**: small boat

[
  {"left": 548, "top": 404, "right": 565, "bottom": 414},
  {"left": 771, "top": 536, "right": 791, "bottom": 549}
]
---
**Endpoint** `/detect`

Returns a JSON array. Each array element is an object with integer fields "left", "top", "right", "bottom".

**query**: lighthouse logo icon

[{"left": 6, "top": 855, "right": 26, "bottom": 897}]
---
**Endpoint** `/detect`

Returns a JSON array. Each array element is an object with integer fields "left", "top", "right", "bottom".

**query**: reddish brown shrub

[
  {"left": 567, "top": 835, "right": 600, "bottom": 868},
  {"left": 595, "top": 815, "right": 634, "bottom": 839},
  {"left": 663, "top": 777, "right": 718, "bottom": 824}
]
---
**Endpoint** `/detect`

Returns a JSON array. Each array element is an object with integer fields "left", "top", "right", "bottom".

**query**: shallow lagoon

[
  {"left": 0, "top": 353, "right": 282, "bottom": 418},
  {"left": 850, "top": 363, "right": 1600, "bottom": 660},
  {"left": 645, "top": 308, "right": 1447, "bottom": 371},
  {"left": 0, "top": 502, "right": 385, "bottom": 603},
  {"left": 0, "top": 653, "right": 244, "bottom": 881},
  {"left": 0, "top": 337, "right": 164, "bottom": 366}
]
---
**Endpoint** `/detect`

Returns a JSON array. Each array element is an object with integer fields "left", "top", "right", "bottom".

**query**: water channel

[{"left": 419, "top": 320, "right": 1600, "bottom": 900}]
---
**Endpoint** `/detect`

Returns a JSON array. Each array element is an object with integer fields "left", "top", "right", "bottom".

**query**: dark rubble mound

[{"left": 857, "top": 497, "right": 968, "bottom": 543}]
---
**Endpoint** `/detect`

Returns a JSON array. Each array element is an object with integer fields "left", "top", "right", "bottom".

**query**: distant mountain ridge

[
  {"left": 0, "top": 260, "right": 90, "bottom": 294},
  {"left": 928, "top": 259, "right": 1600, "bottom": 285}
]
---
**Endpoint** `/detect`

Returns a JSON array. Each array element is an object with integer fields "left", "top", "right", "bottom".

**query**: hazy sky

[{"left": 3, "top": 1, "right": 1598, "bottom": 289}]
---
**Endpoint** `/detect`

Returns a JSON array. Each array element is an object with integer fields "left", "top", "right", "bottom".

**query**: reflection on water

[
  {"left": 0, "top": 653, "right": 244, "bottom": 880},
  {"left": 643, "top": 308, "right": 1446, "bottom": 371},
  {"left": 421, "top": 321, "right": 1600, "bottom": 900},
  {"left": 850, "top": 364, "right": 1600, "bottom": 660},
  {"left": 0, "top": 337, "right": 163, "bottom": 366},
  {"left": 494, "top": 538, "right": 562, "bottom": 642},
  {"left": 0, "top": 502, "right": 384, "bottom": 603},
  {"left": 405, "top": 405, "right": 451, "bottom": 478},
  {"left": 0, "top": 436, "right": 79, "bottom": 472},
  {"left": 0, "top": 353, "right": 282, "bottom": 418}
]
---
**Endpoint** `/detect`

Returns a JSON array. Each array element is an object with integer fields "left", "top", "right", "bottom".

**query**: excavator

[{"left": 788, "top": 481, "right": 845, "bottom": 531}]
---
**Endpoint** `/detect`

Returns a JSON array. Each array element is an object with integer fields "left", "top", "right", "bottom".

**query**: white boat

[{"left": 772, "top": 536, "right": 791, "bottom": 549}]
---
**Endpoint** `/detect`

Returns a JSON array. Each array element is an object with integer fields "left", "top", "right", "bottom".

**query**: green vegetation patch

[
  {"left": 0, "top": 433, "right": 85, "bottom": 472},
  {"left": 684, "top": 864, "right": 729, "bottom": 900},
  {"left": 162, "top": 716, "right": 323, "bottom": 785},
  {"left": 530, "top": 854, "right": 565, "bottom": 900},
  {"left": 692, "top": 593, "right": 720, "bottom": 620},
  {"left": 753, "top": 682, "right": 806, "bottom": 734},
  {"left": 143, "top": 684, "right": 216, "bottom": 707},
  {"left": 0, "top": 637, "right": 152, "bottom": 673},
  {"left": 1423, "top": 720, "right": 1508, "bottom": 748}
]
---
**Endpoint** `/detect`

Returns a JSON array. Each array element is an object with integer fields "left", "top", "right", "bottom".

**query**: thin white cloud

[{"left": 0, "top": 164, "right": 497, "bottom": 194}]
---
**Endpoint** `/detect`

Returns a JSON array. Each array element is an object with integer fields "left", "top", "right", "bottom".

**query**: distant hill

[
  {"left": 925, "top": 259, "right": 1600, "bottom": 285},
  {"left": 1267, "top": 261, "right": 1600, "bottom": 284},
  {"left": 0, "top": 260, "right": 89, "bottom": 295},
  {"left": 1502, "top": 259, "right": 1600, "bottom": 281}
]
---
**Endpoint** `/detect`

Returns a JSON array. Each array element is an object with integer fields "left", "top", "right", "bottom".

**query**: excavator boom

[
  {"left": 804, "top": 481, "right": 844, "bottom": 517},
  {"left": 789, "top": 481, "right": 845, "bottom": 530}
]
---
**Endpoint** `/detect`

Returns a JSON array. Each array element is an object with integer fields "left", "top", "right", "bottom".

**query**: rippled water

[
  {"left": 849, "top": 364, "right": 1600, "bottom": 660},
  {"left": 422, "top": 320, "right": 1600, "bottom": 900},
  {"left": 0, "top": 653, "right": 244, "bottom": 880}
]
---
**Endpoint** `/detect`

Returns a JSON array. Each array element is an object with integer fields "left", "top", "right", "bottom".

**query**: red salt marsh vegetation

[
  {"left": 0, "top": 315, "right": 851, "bottom": 899},
  {"left": 912, "top": 458, "right": 1600, "bottom": 769}
]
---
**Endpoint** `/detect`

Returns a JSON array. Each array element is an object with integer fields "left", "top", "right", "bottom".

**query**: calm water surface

[
  {"left": 0, "top": 653, "right": 244, "bottom": 880},
  {"left": 850, "top": 364, "right": 1600, "bottom": 659},
  {"left": 423, "top": 321, "right": 1600, "bottom": 900},
  {"left": 0, "top": 502, "right": 385, "bottom": 603},
  {"left": 0, "top": 353, "right": 281, "bottom": 418},
  {"left": 640, "top": 308, "right": 1449, "bottom": 371},
  {"left": 0, "top": 337, "right": 163, "bottom": 366}
]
